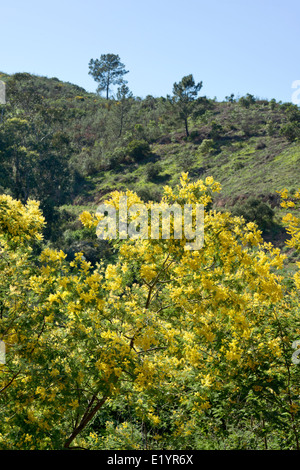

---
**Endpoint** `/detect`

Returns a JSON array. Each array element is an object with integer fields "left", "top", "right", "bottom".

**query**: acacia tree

[
  {"left": 0, "top": 175, "right": 300, "bottom": 449},
  {"left": 172, "top": 74, "right": 203, "bottom": 137},
  {"left": 88, "top": 54, "right": 129, "bottom": 100}
]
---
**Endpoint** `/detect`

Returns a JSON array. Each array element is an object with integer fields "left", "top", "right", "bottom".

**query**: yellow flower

[
  {"left": 79, "top": 211, "right": 95, "bottom": 228},
  {"left": 290, "top": 403, "right": 299, "bottom": 414},
  {"left": 205, "top": 176, "right": 214, "bottom": 185},
  {"left": 70, "top": 399, "right": 79, "bottom": 409},
  {"left": 148, "top": 413, "right": 160, "bottom": 425},
  {"left": 140, "top": 264, "right": 157, "bottom": 282}
]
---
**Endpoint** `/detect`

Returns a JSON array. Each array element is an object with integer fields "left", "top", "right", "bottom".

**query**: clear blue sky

[{"left": 1, "top": 0, "right": 300, "bottom": 102}]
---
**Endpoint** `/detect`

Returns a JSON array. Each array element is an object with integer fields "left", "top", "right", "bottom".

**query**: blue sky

[{"left": 1, "top": 0, "right": 300, "bottom": 102}]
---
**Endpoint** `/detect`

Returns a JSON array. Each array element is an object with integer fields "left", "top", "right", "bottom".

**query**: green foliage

[
  {"left": 285, "top": 103, "right": 300, "bottom": 123},
  {"left": 225, "top": 93, "right": 236, "bottom": 103},
  {"left": 239, "top": 93, "right": 256, "bottom": 108},
  {"left": 231, "top": 196, "right": 275, "bottom": 231},
  {"left": 125, "top": 139, "right": 151, "bottom": 161},
  {"left": 136, "top": 184, "right": 162, "bottom": 202},
  {"left": 172, "top": 74, "right": 203, "bottom": 137},
  {"left": 145, "top": 162, "right": 162, "bottom": 181},
  {"left": 265, "top": 119, "right": 277, "bottom": 136},
  {"left": 113, "top": 84, "right": 133, "bottom": 138},
  {"left": 209, "top": 120, "right": 223, "bottom": 140},
  {"left": 88, "top": 53, "right": 129, "bottom": 99},
  {"left": 198, "top": 138, "right": 214, "bottom": 155},
  {"left": 280, "top": 122, "right": 300, "bottom": 142},
  {"left": 0, "top": 79, "right": 74, "bottom": 239},
  {"left": 1, "top": 70, "right": 300, "bottom": 265}
]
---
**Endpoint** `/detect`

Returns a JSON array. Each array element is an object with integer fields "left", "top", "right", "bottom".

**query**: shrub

[
  {"left": 198, "top": 138, "right": 214, "bottom": 154},
  {"left": 285, "top": 104, "right": 300, "bottom": 123},
  {"left": 269, "top": 98, "right": 277, "bottom": 110},
  {"left": 136, "top": 184, "right": 161, "bottom": 202},
  {"left": 239, "top": 94, "right": 256, "bottom": 108},
  {"left": 106, "top": 147, "right": 127, "bottom": 167},
  {"left": 126, "top": 139, "right": 151, "bottom": 161},
  {"left": 231, "top": 196, "right": 275, "bottom": 231},
  {"left": 145, "top": 162, "right": 162, "bottom": 181},
  {"left": 280, "top": 122, "right": 300, "bottom": 142},
  {"left": 209, "top": 121, "right": 223, "bottom": 140},
  {"left": 265, "top": 119, "right": 277, "bottom": 136}
]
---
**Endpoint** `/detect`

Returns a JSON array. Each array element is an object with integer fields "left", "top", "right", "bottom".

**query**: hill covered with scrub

[{"left": 0, "top": 70, "right": 300, "bottom": 266}]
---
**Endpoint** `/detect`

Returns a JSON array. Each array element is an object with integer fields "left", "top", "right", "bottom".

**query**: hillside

[{"left": 0, "top": 71, "right": 299, "bottom": 266}]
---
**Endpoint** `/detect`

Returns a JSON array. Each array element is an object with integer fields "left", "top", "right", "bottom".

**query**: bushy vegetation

[
  {"left": 231, "top": 197, "right": 275, "bottom": 232},
  {"left": 0, "top": 67, "right": 300, "bottom": 450},
  {"left": 0, "top": 177, "right": 300, "bottom": 450},
  {"left": 1, "top": 70, "right": 299, "bottom": 257}
]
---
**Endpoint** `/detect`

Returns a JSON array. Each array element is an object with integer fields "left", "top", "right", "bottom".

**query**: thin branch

[
  {"left": 64, "top": 394, "right": 108, "bottom": 449},
  {"left": 137, "top": 346, "right": 167, "bottom": 355},
  {"left": 0, "top": 370, "right": 21, "bottom": 394}
]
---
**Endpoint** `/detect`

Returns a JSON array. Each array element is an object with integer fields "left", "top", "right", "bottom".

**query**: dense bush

[
  {"left": 280, "top": 122, "right": 300, "bottom": 142},
  {"left": 1, "top": 178, "right": 300, "bottom": 450},
  {"left": 136, "top": 183, "right": 162, "bottom": 202},
  {"left": 145, "top": 162, "right": 162, "bottom": 181},
  {"left": 239, "top": 94, "right": 256, "bottom": 108},
  {"left": 198, "top": 138, "right": 214, "bottom": 154},
  {"left": 125, "top": 139, "right": 151, "bottom": 161},
  {"left": 231, "top": 196, "right": 275, "bottom": 231}
]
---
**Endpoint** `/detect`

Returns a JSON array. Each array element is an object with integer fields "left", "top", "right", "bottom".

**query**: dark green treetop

[
  {"left": 172, "top": 74, "right": 203, "bottom": 137},
  {"left": 88, "top": 53, "right": 129, "bottom": 100}
]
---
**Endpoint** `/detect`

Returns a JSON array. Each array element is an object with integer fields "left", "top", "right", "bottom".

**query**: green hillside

[{"left": 1, "top": 71, "right": 299, "bottom": 263}]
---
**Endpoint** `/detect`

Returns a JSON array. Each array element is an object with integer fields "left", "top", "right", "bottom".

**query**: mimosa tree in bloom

[{"left": 0, "top": 174, "right": 299, "bottom": 450}]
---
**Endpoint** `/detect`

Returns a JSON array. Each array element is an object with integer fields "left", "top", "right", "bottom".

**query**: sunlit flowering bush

[{"left": 0, "top": 175, "right": 299, "bottom": 449}]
